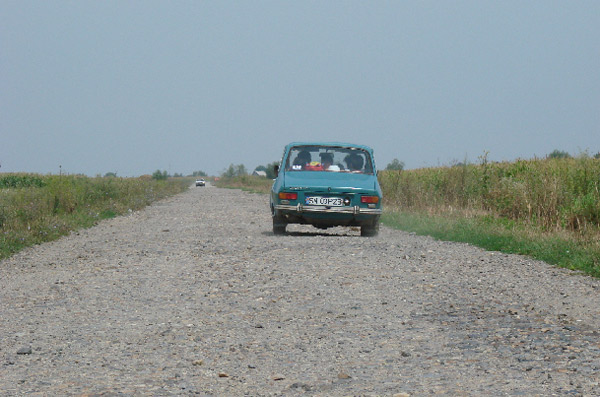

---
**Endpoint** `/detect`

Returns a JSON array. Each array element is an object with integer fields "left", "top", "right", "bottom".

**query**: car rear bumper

[{"left": 274, "top": 204, "right": 382, "bottom": 215}]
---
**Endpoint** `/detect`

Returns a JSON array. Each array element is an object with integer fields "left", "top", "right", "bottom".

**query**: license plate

[{"left": 305, "top": 196, "right": 343, "bottom": 206}]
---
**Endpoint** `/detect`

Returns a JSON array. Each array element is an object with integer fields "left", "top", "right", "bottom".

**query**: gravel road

[{"left": 2, "top": 184, "right": 600, "bottom": 396}]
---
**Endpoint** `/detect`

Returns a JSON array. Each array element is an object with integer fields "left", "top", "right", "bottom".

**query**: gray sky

[{"left": 2, "top": 1, "right": 599, "bottom": 177}]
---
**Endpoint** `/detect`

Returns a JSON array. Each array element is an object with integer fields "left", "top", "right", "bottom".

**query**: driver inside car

[{"left": 292, "top": 150, "right": 311, "bottom": 170}]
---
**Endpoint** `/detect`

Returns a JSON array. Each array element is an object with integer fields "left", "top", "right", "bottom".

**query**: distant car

[
  {"left": 270, "top": 142, "right": 383, "bottom": 236},
  {"left": 195, "top": 179, "right": 206, "bottom": 187}
]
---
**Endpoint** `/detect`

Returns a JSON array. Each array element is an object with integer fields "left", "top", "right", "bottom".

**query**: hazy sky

[{"left": 2, "top": 1, "right": 599, "bottom": 177}]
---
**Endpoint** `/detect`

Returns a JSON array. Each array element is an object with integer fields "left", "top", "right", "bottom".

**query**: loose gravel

[{"left": 1, "top": 184, "right": 600, "bottom": 395}]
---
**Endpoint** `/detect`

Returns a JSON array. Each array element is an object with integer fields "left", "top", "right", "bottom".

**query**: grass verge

[
  {"left": 382, "top": 209, "right": 600, "bottom": 278},
  {"left": 0, "top": 174, "right": 192, "bottom": 260}
]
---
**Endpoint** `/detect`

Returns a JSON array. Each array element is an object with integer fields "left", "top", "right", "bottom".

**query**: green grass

[
  {"left": 382, "top": 210, "right": 600, "bottom": 278},
  {"left": 0, "top": 174, "right": 192, "bottom": 260}
]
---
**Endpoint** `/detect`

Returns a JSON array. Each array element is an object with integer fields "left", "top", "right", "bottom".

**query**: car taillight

[
  {"left": 361, "top": 196, "right": 379, "bottom": 204},
  {"left": 279, "top": 192, "right": 298, "bottom": 200}
]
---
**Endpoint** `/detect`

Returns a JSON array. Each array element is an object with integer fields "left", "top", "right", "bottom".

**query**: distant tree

[
  {"left": 173, "top": 173, "right": 183, "bottom": 178},
  {"left": 152, "top": 170, "right": 168, "bottom": 180},
  {"left": 104, "top": 172, "right": 117, "bottom": 178},
  {"left": 192, "top": 170, "right": 207, "bottom": 177},
  {"left": 235, "top": 164, "right": 247, "bottom": 176},
  {"left": 222, "top": 164, "right": 247, "bottom": 178},
  {"left": 548, "top": 149, "right": 571, "bottom": 159},
  {"left": 385, "top": 158, "right": 405, "bottom": 171},
  {"left": 268, "top": 161, "right": 280, "bottom": 178},
  {"left": 222, "top": 164, "right": 236, "bottom": 178},
  {"left": 594, "top": 152, "right": 600, "bottom": 159},
  {"left": 255, "top": 161, "right": 280, "bottom": 179}
]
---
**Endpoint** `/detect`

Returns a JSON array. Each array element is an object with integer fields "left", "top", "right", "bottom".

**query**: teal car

[{"left": 270, "top": 142, "right": 383, "bottom": 236}]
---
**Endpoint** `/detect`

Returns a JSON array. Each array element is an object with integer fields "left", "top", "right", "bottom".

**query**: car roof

[{"left": 285, "top": 142, "right": 374, "bottom": 153}]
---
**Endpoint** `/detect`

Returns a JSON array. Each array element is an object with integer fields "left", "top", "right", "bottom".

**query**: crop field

[
  {"left": 0, "top": 174, "right": 191, "bottom": 259},
  {"left": 379, "top": 156, "right": 600, "bottom": 231}
]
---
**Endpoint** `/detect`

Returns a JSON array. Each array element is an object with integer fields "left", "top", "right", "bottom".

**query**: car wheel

[
  {"left": 360, "top": 221, "right": 379, "bottom": 237},
  {"left": 273, "top": 216, "right": 287, "bottom": 235}
]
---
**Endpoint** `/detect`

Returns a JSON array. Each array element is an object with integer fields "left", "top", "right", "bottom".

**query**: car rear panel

[{"left": 271, "top": 141, "right": 382, "bottom": 229}]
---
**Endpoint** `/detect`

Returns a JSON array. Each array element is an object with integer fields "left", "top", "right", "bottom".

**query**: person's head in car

[
  {"left": 345, "top": 153, "right": 364, "bottom": 171},
  {"left": 320, "top": 153, "right": 334, "bottom": 170},
  {"left": 293, "top": 150, "right": 311, "bottom": 169}
]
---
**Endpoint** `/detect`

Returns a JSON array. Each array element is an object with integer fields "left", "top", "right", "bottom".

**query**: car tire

[
  {"left": 360, "top": 221, "right": 379, "bottom": 237},
  {"left": 273, "top": 216, "right": 287, "bottom": 235}
]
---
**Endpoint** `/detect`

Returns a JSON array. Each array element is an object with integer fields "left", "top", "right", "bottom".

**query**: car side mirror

[{"left": 274, "top": 165, "right": 279, "bottom": 177}]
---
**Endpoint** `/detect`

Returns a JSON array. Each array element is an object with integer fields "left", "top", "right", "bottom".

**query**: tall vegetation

[
  {"left": 379, "top": 155, "right": 600, "bottom": 232},
  {"left": 0, "top": 174, "right": 190, "bottom": 259},
  {"left": 214, "top": 174, "right": 271, "bottom": 194}
]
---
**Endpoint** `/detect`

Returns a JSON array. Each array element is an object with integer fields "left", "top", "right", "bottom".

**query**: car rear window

[{"left": 285, "top": 146, "right": 373, "bottom": 174}]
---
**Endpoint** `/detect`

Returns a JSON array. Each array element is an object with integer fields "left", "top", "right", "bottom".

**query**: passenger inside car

[
  {"left": 320, "top": 153, "right": 332, "bottom": 169},
  {"left": 320, "top": 153, "right": 340, "bottom": 171},
  {"left": 345, "top": 153, "right": 364, "bottom": 172}
]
